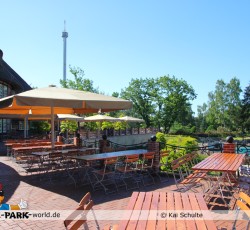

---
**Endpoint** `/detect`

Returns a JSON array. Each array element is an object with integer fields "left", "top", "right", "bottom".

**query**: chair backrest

[
  {"left": 125, "top": 154, "right": 139, "bottom": 163},
  {"left": 104, "top": 157, "right": 118, "bottom": 165},
  {"left": 171, "top": 158, "right": 182, "bottom": 170},
  {"left": 232, "top": 191, "right": 250, "bottom": 230},
  {"left": 143, "top": 151, "right": 155, "bottom": 160},
  {"left": 64, "top": 192, "right": 93, "bottom": 230},
  {"left": 79, "top": 192, "right": 91, "bottom": 207},
  {"left": 142, "top": 152, "right": 155, "bottom": 167},
  {"left": 160, "top": 150, "right": 169, "bottom": 158},
  {"left": 236, "top": 192, "right": 250, "bottom": 217}
]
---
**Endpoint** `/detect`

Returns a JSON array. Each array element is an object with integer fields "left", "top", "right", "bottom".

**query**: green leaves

[
  {"left": 60, "top": 120, "right": 78, "bottom": 133},
  {"left": 204, "top": 78, "right": 242, "bottom": 133},
  {"left": 120, "top": 75, "right": 196, "bottom": 133},
  {"left": 60, "top": 66, "right": 99, "bottom": 93}
]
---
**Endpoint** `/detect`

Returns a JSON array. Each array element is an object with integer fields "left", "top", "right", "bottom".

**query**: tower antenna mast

[{"left": 62, "top": 20, "right": 68, "bottom": 81}]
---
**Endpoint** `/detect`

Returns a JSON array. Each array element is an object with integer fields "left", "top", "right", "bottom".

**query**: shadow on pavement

[
  {"left": 21, "top": 170, "right": 175, "bottom": 205},
  {"left": 0, "top": 161, "right": 21, "bottom": 203}
]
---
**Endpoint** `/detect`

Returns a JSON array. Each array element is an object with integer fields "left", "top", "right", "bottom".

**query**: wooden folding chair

[
  {"left": 153, "top": 150, "right": 170, "bottom": 182},
  {"left": 137, "top": 151, "right": 155, "bottom": 186},
  {"left": 116, "top": 154, "right": 141, "bottom": 190},
  {"left": 171, "top": 157, "right": 205, "bottom": 192},
  {"left": 232, "top": 191, "right": 250, "bottom": 230},
  {"left": 92, "top": 157, "right": 119, "bottom": 194},
  {"left": 64, "top": 192, "right": 99, "bottom": 230}
]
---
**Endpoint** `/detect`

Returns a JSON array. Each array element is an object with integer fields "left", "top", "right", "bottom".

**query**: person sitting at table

[{"left": 99, "top": 134, "right": 111, "bottom": 153}]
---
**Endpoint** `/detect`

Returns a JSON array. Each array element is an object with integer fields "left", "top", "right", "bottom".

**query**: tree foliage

[
  {"left": 60, "top": 120, "right": 78, "bottom": 134},
  {"left": 204, "top": 77, "right": 242, "bottom": 132},
  {"left": 120, "top": 75, "right": 196, "bottom": 133},
  {"left": 59, "top": 64, "right": 249, "bottom": 136},
  {"left": 154, "top": 76, "right": 196, "bottom": 133},
  {"left": 60, "top": 66, "right": 99, "bottom": 93},
  {"left": 240, "top": 83, "right": 250, "bottom": 133},
  {"left": 120, "top": 78, "right": 154, "bottom": 127}
]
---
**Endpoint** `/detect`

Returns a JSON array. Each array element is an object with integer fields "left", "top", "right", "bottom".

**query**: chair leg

[
  {"left": 138, "top": 168, "right": 155, "bottom": 186},
  {"left": 154, "top": 167, "right": 169, "bottom": 183}
]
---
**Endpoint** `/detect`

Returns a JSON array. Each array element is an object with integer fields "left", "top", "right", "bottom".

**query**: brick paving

[{"left": 0, "top": 156, "right": 248, "bottom": 230}]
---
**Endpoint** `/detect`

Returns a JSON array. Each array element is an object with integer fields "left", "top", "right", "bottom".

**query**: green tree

[
  {"left": 196, "top": 103, "right": 208, "bottom": 132},
  {"left": 120, "top": 78, "right": 155, "bottom": 127},
  {"left": 120, "top": 76, "right": 196, "bottom": 133},
  {"left": 60, "top": 66, "right": 98, "bottom": 93},
  {"left": 226, "top": 78, "right": 242, "bottom": 131},
  {"left": 205, "top": 77, "right": 242, "bottom": 132},
  {"left": 153, "top": 76, "right": 196, "bottom": 133},
  {"left": 240, "top": 83, "right": 250, "bottom": 133}
]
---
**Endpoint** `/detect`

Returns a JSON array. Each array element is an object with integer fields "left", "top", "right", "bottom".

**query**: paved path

[
  {"left": 0, "top": 156, "right": 247, "bottom": 230},
  {"left": 0, "top": 156, "right": 178, "bottom": 229}
]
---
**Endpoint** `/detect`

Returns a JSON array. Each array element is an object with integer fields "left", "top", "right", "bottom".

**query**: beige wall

[{"left": 108, "top": 133, "right": 154, "bottom": 146}]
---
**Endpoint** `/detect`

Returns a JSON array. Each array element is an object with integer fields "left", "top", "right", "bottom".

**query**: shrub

[{"left": 157, "top": 134, "right": 199, "bottom": 172}]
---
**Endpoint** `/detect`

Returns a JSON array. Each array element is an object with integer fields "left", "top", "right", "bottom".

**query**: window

[
  {"left": 19, "top": 121, "right": 25, "bottom": 130},
  {"left": 0, "top": 119, "right": 9, "bottom": 133},
  {"left": 0, "top": 82, "right": 10, "bottom": 98}
]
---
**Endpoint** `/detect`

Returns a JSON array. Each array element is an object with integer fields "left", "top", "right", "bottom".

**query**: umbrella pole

[
  {"left": 51, "top": 106, "right": 55, "bottom": 149},
  {"left": 24, "top": 117, "right": 27, "bottom": 138}
]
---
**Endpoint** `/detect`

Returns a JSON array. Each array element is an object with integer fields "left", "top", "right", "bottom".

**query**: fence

[
  {"left": 79, "top": 127, "right": 158, "bottom": 139},
  {"left": 81, "top": 138, "right": 249, "bottom": 156}
]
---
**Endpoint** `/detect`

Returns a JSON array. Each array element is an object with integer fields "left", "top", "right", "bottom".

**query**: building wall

[{"left": 0, "top": 49, "right": 31, "bottom": 136}]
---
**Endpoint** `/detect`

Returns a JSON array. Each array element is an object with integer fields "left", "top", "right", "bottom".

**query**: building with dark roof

[{"left": 0, "top": 49, "right": 32, "bottom": 136}]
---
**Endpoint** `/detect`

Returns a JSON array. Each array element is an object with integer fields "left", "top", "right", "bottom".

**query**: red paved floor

[{"left": 0, "top": 156, "right": 248, "bottom": 230}]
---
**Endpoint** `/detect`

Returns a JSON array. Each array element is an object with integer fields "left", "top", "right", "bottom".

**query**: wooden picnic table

[
  {"left": 12, "top": 144, "right": 75, "bottom": 152},
  {"left": 30, "top": 147, "right": 98, "bottom": 157},
  {"left": 192, "top": 153, "right": 245, "bottom": 172},
  {"left": 117, "top": 191, "right": 217, "bottom": 230},
  {"left": 192, "top": 153, "right": 246, "bottom": 207},
  {"left": 5, "top": 141, "right": 52, "bottom": 147}
]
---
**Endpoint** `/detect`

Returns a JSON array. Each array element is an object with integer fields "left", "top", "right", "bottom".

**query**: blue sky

[{"left": 1, "top": 1, "right": 249, "bottom": 115}]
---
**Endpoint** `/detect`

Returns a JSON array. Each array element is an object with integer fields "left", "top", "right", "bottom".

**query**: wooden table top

[
  {"left": 12, "top": 144, "right": 75, "bottom": 152},
  {"left": 72, "top": 149, "right": 148, "bottom": 161},
  {"left": 117, "top": 191, "right": 217, "bottom": 230},
  {"left": 30, "top": 147, "right": 97, "bottom": 156},
  {"left": 192, "top": 153, "right": 245, "bottom": 172},
  {"left": 5, "top": 142, "right": 52, "bottom": 147}
]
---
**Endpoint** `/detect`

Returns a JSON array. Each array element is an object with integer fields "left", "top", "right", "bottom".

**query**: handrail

[
  {"left": 236, "top": 142, "right": 250, "bottom": 154},
  {"left": 81, "top": 138, "right": 249, "bottom": 155}
]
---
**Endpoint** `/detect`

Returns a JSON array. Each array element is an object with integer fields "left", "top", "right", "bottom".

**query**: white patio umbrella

[
  {"left": 118, "top": 116, "right": 144, "bottom": 123},
  {"left": 57, "top": 114, "right": 84, "bottom": 121},
  {"left": 0, "top": 86, "right": 132, "bottom": 147},
  {"left": 83, "top": 114, "right": 119, "bottom": 138},
  {"left": 83, "top": 114, "right": 118, "bottom": 122},
  {"left": 118, "top": 116, "right": 144, "bottom": 135}
]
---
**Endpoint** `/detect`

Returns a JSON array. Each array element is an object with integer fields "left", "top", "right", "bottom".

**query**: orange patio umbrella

[{"left": 0, "top": 86, "right": 132, "bottom": 147}]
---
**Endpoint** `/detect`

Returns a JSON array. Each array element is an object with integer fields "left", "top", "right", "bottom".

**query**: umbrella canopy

[
  {"left": 83, "top": 114, "right": 118, "bottom": 122},
  {"left": 0, "top": 86, "right": 132, "bottom": 147},
  {"left": 0, "top": 114, "right": 84, "bottom": 121},
  {"left": 0, "top": 86, "right": 132, "bottom": 115},
  {"left": 118, "top": 116, "right": 144, "bottom": 122},
  {"left": 57, "top": 114, "right": 84, "bottom": 122}
]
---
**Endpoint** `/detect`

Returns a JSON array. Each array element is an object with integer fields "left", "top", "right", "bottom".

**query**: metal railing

[{"left": 81, "top": 137, "right": 249, "bottom": 155}]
